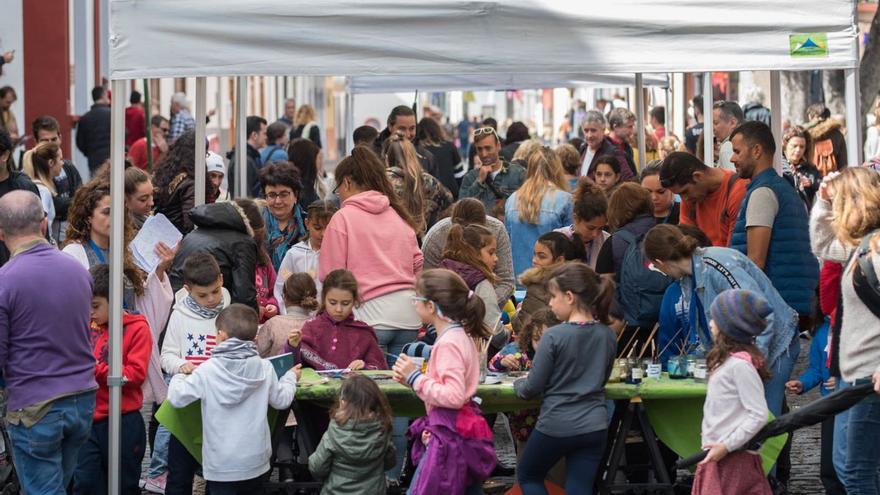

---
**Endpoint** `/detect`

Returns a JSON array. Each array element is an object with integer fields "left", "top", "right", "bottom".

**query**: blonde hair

[
  {"left": 295, "top": 104, "right": 316, "bottom": 127},
  {"left": 512, "top": 139, "right": 542, "bottom": 163},
  {"left": 515, "top": 147, "right": 568, "bottom": 224},
  {"left": 382, "top": 134, "right": 427, "bottom": 235},
  {"left": 28, "top": 142, "right": 60, "bottom": 195},
  {"left": 826, "top": 167, "right": 880, "bottom": 245}
]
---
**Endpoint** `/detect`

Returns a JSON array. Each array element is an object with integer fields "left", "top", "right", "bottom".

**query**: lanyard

[{"left": 88, "top": 239, "right": 107, "bottom": 264}]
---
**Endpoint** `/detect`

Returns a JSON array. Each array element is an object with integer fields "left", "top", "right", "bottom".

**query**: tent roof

[
  {"left": 349, "top": 73, "right": 669, "bottom": 93},
  {"left": 109, "top": 0, "right": 858, "bottom": 80}
]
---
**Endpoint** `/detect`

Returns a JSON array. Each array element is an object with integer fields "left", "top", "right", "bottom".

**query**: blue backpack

[{"left": 616, "top": 229, "right": 673, "bottom": 328}]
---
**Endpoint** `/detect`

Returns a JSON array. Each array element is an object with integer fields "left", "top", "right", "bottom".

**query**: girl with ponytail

[
  {"left": 392, "top": 269, "right": 495, "bottom": 494},
  {"left": 439, "top": 223, "right": 502, "bottom": 334},
  {"left": 644, "top": 223, "right": 800, "bottom": 419},
  {"left": 513, "top": 261, "right": 617, "bottom": 492}
]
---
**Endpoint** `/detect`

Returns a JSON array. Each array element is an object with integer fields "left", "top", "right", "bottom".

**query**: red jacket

[
  {"left": 125, "top": 106, "right": 146, "bottom": 148},
  {"left": 91, "top": 313, "right": 152, "bottom": 421},
  {"left": 297, "top": 312, "right": 387, "bottom": 371},
  {"left": 819, "top": 260, "right": 843, "bottom": 325}
]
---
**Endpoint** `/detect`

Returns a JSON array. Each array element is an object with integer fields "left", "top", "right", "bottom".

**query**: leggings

[{"left": 517, "top": 429, "right": 606, "bottom": 495}]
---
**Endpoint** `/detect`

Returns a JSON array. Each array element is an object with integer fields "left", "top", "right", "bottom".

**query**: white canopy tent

[{"left": 105, "top": 1, "right": 860, "bottom": 493}]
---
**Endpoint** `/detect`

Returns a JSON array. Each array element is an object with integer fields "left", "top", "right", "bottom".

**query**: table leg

[{"left": 600, "top": 400, "right": 675, "bottom": 494}]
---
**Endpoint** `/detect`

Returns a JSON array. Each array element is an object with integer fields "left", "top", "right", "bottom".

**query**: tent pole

[
  {"left": 144, "top": 80, "right": 153, "bottom": 172},
  {"left": 195, "top": 77, "right": 207, "bottom": 205},
  {"left": 845, "top": 68, "right": 862, "bottom": 167},
  {"left": 235, "top": 76, "right": 248, "bottom": 198},
  {"left": 108, "top": 78, "right": 126, "bottom": 495},
  {"left": 702, "top": 73, "right": 714, "bottom": 166},
  {"left": 769, "top": 71, "right": 783, "bottom": 174},
  {"left": 345, "top": 77, "right": 354, "bottom": 153},
  {"left": 672, "top": 73, "right": 686, "bottom": 139},
  {"left": 635, "top": 74, "right": 646, "bottom": 171}
]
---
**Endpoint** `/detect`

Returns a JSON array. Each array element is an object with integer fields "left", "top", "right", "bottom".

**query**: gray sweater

[
  {"left": 421, "top": 216, "right": 514, "bottom": 305},
  {"left": 514, "top": 321, "right": 616, "bottom": 437},
  {"left": 810, "top": 198, "right": 880, "bottom": 381}
]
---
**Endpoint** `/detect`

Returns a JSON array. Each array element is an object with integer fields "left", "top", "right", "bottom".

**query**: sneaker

[
  {"left": 143, "top": 472, "right": 167, "bottom": 494},
  {"left": 139, "top": 478, "right": 146, "bottom": 489}
]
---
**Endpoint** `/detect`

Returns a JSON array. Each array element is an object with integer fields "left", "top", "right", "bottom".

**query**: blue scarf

[
  {"left": 184, "top": 294, "right": 224, "bottom": 320},
  {"left": 263, "top": 205, "right": 306, "bottom": 271}
]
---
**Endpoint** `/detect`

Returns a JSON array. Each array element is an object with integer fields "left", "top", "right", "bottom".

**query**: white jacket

[
  {"left": 167, "top": 338, "right": 297, "bottom": 482},
  {"left": 274, "top": 240, "right": 320, "bottom": 315},
  {"left": 161, "top": 287, "right": 231, "bottom": 375}
]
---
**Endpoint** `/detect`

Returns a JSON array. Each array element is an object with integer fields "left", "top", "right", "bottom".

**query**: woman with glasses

[
  {"left": 259, "top": 161, "right": 307, "bottom": 271},
  {"left": 319, "top": 146, "right": 423, "bottom": 482}
]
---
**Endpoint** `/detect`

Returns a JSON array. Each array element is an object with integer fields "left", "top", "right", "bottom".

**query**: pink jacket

[
  {"left": 414, "top": 325, "right": 480, "bottom": 412},
  {"left": 319, "top": 191, "right": 422, "bottom": 302}
]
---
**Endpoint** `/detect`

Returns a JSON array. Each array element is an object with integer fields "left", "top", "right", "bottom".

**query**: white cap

[
  {"left": 206, "top": 152, "right": 226, "bottom": 176},
  {"left": 171, "top": 92, "right": 191, "bottom": 107}
]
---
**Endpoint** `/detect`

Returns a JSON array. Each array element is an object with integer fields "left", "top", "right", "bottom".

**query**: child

[
  {"left": 556, "top": 179, "right": 610, "bottom": 270},
  {"left": 392, "top": 269, "right": 497, "bottom": 494},
  {"left": 513, "top": 262, "right": 617, "bottom": 493},
  {"left": 240, "top": 199, "right": 279, "bottom": 323},
  {"left": 784, "top": 319, "right": 844, "bottom": 494},
  {"left": 257, "top": 272, "right": 319, "bottom": 359},
  {"left": 167, "top": 304, "right": 299, "bottom": 495},
  {"left": 489, "top": 308, "right": 559, "bottom": 446},
  {"left": 160, "top": 252, "right": 231, "bottom": 495},
  {"left": 72, "top": 264, "right": 152, "bottom": 495},
  {"left": 274, "top": 200, "right": 337, "bottom": 312},
  {"left": 439, "top": 223, "right": 503, "bottom": 333},
  {"left": 513, "top": 231, "right": 580, "bottom": 333},
  {"left": 291, "top": 269, "right": 386, "bottom": 371},
  {"left": 694, "top": 289, "right": 773, "bottom": 495},
  {"left": 594, "top": 155, "right": 622, "bottom": 195},
  {"left": 308, "top": 374, "right": 396, "bottom": 494}
]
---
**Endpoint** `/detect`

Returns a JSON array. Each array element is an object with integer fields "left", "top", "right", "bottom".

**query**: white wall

[{"left": 0, "top": 0, "right": 25, "bottom": 143}]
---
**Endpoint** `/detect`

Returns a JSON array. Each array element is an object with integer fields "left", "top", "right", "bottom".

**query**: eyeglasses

[
  {"left": 410, "top": 296, "right": 429, "bottom": 305},
  {"left": 332, "top": 177, "right": 346, "bottom": 196},
  {"left": 266, "top": 191, "right": 293, "bottom": 201},
  {"left": 474, "top": 127, "right": 497, "bottom": 138}
]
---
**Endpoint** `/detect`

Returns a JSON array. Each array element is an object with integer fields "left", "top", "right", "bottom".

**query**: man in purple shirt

[{"left": 0, "top": 190, "right": 96, "bottom": 494}]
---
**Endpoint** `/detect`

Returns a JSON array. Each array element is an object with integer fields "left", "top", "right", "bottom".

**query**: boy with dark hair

[
  {"left": 167, "top": 304, "right": 299, "bottom": 494},
  {"left": 72, "top": 264, "right": 152, "bottom": 495},
  {"left": 161, "top": 251, "right": 232, "bottom": 494},
  {"left": 352, "top": 125, "right": 379, "bottom": 148}
]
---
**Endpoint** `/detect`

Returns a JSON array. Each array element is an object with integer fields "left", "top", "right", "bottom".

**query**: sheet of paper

[{"left": 130, "top": 213, "right": 182, "bottom": 273}]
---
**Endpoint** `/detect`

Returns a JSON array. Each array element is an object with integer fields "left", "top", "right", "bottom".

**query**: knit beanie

[{"left": 709, "top": 289, "right": 773, "bottom": 343}]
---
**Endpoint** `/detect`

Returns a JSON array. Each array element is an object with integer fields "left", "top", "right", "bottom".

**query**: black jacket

[
  {"left": 154, "top": 173, "right": 196, "bottom": 235},
  {"left": 374, "top": 128, "right": 438, "bottom": 178},
  {"left": 0, "top": 171, "right": 40, "bottom": 267},
  {"left": 422, "top": 141, "right": 461, "bottom": 197},
  {"left": 52, "top": 160, "right": 83, "bottom": 222},
  {"left": 226, "top": 146, "right": 263, "bottom": 199},
  {"left": 75, "top": 103, "right": 112, "bottom": 172},
  {"left": 168, "top": 202, "right": 258, "bottom": 310}
]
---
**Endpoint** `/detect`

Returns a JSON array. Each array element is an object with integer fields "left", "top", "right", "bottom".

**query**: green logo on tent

[{"left": 790, "top": 33, "right": 828, "bottom": 57}]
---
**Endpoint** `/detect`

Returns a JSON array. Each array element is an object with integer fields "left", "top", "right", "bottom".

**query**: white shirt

[
  {"left": 580, "top": 147, "right": 596, "bottom": 177},
  {"left": 273, "top": 240, "right": 320, "bottom": 315},
  {"left": 34, "top": 182, "right": 55, "bottom": 235},
  {"left": 717, "top": 139, "right": 736, "bottom": 170},
  {"left": 701, "top": 356, "right": 769, "bottom": 451}
]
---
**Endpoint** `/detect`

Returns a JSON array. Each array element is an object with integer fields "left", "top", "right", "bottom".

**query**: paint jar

[
  {"left": 609, "top": 358, "right": 628, "bottom": 383},
  {"left": 668, "top": 356, "right": 689, "bottom": 379},
  {"left": 694, "top": 360, "right": 708, "bottom": 383},
  {"left": 686, "top": 356, "right": 698, "bottom": 377},
  {"left": 646, "top": 362, "right": 663, "bottom": 379}
]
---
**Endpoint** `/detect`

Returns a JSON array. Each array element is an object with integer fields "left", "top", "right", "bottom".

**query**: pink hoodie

[{"left": 319, "top": 190, "right": 423, "bottom": 302}]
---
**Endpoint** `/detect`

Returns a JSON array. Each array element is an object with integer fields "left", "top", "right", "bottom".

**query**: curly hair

[
  {"left": 516, "top": 307, "right": 560, "bottom": 355},
  {"left": 64, "top": 173, "right": 145, "bottom": 295},
  {"left": 152, "top": 130, "right": 215, "bottom": 204}
]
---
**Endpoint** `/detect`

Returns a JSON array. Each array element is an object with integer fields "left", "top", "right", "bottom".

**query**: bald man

[{"left": 0, "top": 190, "right": 97, "bottom": 494}]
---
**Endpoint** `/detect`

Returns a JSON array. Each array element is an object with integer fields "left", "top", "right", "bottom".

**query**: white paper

[{"left": 131, "top": 214, "right": 182, "bottom": 273}]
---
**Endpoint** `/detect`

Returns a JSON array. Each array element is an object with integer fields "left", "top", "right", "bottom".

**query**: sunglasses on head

[{"left": 474, "top": 127, "right": 497, "bottom": 137}]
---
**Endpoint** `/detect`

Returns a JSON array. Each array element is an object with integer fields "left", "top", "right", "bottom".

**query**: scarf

[
  {"left": 184, "top": 294, "right": 224, "bottom": 320},
  {"left": 211, "top": 338, "right": 258, "bottom": 360},
  {"left": 263, "top": 205, "right": 306, "bottom": 271}
]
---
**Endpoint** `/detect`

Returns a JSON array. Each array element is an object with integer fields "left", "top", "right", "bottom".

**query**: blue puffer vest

[{"left": 729, "top": 168, "right": 819, "bottom": 315}]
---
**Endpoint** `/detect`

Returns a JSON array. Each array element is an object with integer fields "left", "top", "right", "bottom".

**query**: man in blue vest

[{"left": 728, "top": 121, "right": 819, "bottom": 318}]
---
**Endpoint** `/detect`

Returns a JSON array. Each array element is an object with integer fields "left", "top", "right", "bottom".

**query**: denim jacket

[
  {"left": 504, "top": 189, "right": 573, "bottom": 278},
  {"left": 680, "top": 246, "right": 799, "bottom": 367}
]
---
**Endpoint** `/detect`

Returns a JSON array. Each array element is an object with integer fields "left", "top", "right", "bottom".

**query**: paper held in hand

[{"left": 131, "top": 213, "right": 182, "bottom": 273}]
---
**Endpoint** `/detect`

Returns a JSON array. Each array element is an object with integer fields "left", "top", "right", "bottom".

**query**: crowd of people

[{"left": 0, "top": 87, "right": 879, "bottom": 495}]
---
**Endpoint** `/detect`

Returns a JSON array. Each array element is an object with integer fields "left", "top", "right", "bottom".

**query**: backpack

[
  {"left": 616, "top": 229, "right": 673, "bottom": 328},
  {"left": 813, "top": 139, "right": 837, "bottom": 177},
  {"left": 852, "top": 230, "right": 880, "bottom": 319}
]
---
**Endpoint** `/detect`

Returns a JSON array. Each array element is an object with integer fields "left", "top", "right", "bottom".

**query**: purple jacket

[
  {"left": 439, "top": 259, "right": 486, "bottom": 291},
  {"left": 406, "top": 402, "right": 496, "bottom": 494},
  {"left": 0, "top": 242, "right": 97, "bottom": 410}
]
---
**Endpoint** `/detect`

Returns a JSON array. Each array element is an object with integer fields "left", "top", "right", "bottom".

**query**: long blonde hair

[
  {"left": 515, "top": 147, "right": 568, "bottom": 224},
  {"left": 512, "top": 139, "right": 542, "bottom": 163},
  {"left": 382, "top": 134, "right": 427, "bottom": 234},
  {"left": 294, "top": 104, "right": 316, "bottom": 127},
  {"left": 826, "top": 167, "right": 880, "bottom": 245}
]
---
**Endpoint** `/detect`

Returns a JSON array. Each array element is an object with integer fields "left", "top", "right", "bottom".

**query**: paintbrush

[{"left": 638, "top": 324, "right": 660, "bottom": 359}]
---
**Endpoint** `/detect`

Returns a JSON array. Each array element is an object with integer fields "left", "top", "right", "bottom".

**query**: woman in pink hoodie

[{"left": 319, "top": 145, "right": 423, "bottom": 481}]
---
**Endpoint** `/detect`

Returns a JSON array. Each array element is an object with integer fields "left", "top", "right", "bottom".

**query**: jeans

[
  {"left": 764, "top": 336, "right": 800, "bottom": 417},
  {"left": 72, "top": 411, "right": 146, "bottom": 495},
  {"left": 518, "top": 428, "right": 606, "bottom": 495},
  {"left": 166, "top": 434, "right": 202, "bottom": 495},
  {"left": 206, "top": 472, "right": 267, "bottom": 495},
  {"left": 147, "top": 375, "right": 172, "bottom": 478},
  {"left": 833, "top": 380, "right": 850, "bottom": 482},
  {"left": 376, "top": 328, "right": 419, "bottom": 480},
  {"left": 7, "top": 390, "right": 96, "bottom": 495},
  {"left": 844, "top": 384, "right": 880, "bottom": 495},
  {"left": 820, "top": 416, "right": 847, "bottom": 495}
]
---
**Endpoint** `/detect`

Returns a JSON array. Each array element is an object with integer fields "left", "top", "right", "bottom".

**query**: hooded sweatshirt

[
  {"left": 91, "top": 313, "right": 152, "bottom": 421},
  {"left": 167, "top": 338, "right": 297, "bottom": 482},
  {"left": 319, "top": 191, "right": 422, "bottom": 303},
  {"left": 308, "top": 419, "right": 395, "bottom": 495},
  {"left": 293, "top": 312, "right": 388, "bottom": 371},
  {"left": 161, "top": 287, "right": 232, "bottom": 375}
]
